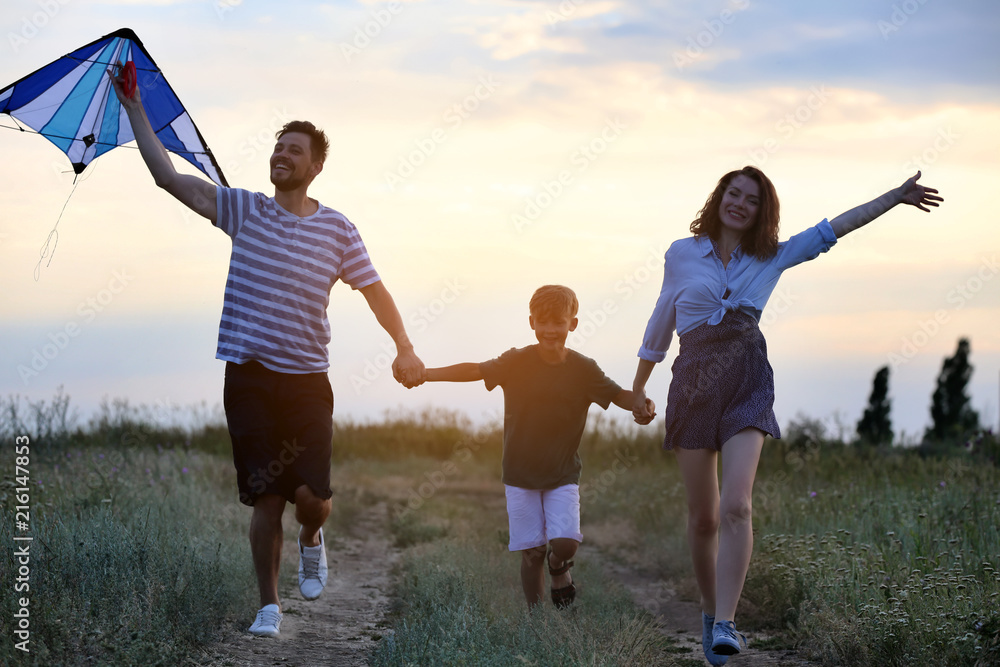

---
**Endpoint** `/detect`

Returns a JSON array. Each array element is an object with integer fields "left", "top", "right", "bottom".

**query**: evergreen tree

[
  {"left": 857, "top": 365, "right": 892, "bottom": 445},
  {"left": 925, "top": 338, "right": 980, "bottom": 443}
]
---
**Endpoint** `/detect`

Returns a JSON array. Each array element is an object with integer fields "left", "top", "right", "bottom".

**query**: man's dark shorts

[{"left": 223, "top": 360, "right": 334, "bottom": 507}]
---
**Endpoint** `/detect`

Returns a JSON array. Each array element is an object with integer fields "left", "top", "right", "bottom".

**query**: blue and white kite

[{"left": 1, "top": 27, "right": 228, "bottom": 186}]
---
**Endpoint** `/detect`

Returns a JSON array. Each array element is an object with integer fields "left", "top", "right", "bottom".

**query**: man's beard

[{"left": 271, "top": 169, "right": 307, "bottom": 192}]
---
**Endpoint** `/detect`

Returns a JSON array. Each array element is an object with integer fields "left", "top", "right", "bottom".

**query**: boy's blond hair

[{"left": 529, "top": 285, "right": 579, "bottom": 320}]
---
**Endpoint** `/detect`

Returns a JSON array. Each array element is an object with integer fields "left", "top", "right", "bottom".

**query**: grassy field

[
  {"left": 0, "top": 395, "right": 255, "bottom": 666},
  {"left": 2, "top": 395, "right": 998, "bottom": 666}
]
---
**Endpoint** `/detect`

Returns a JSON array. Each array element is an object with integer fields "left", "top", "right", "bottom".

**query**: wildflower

[
  {"left": 182, "top": 467, "right": 189, "bottom": 474},
  {"left": 939, "top": 481, "right": 946, "bottom": 488},
  {"left": 810, "top": 491, "right": 817, "bottom": 498}
]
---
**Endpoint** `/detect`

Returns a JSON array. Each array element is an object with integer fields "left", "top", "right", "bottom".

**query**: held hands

[
  {"left": 392, "top": 349, "right": 426, "bottom": 389},
  {"left": 631, "top": 391, "right": 657, "bottom": 426},
  {"left": 898, "top": 171, "right": 943, "bottom": 212}
]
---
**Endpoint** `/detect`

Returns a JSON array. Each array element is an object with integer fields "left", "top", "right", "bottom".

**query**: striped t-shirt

[{"left": 214, "top": 187, "right": 380, "bottom": 373}]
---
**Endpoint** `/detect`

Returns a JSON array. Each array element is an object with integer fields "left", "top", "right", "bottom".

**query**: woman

[{"left": 630, "top": 166, "right": 941, "bottom": 664}]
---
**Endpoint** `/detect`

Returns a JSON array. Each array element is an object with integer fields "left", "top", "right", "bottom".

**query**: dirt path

[
  {"left": 587, "top": 522, "right": 819, "bottom": 666},
  {"left": 199, "top": 500, "right": 397, "bottom": 667},
  {"left": 197, "top": 487, "right": 816, "bottom": 667}
]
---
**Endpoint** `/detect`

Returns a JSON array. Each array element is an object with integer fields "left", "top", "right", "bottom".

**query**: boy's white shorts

[{"left": 504, "top": 483, "right": 583, "bottom": 552}]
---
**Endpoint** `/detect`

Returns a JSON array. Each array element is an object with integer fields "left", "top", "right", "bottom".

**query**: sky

[{"left": 1, "top": 0, "right": 998, "bottom": 442}]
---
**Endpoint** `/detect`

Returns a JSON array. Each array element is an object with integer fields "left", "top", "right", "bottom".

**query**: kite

[{"left": 1, "top": 27, "right": 228, "bottom": 186}]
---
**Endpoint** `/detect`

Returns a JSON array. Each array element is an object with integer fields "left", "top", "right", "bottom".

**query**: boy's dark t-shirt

[{"left": 480, "top": 345, "right": 622, "bottom": 490}]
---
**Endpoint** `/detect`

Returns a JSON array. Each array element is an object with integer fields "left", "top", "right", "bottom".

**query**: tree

[
  {"left": 924, "top": 338, "right": 979, "bottom": 443},
  {"left": 856, "top": 366, "right": 892, "bottom": 446},
  {"left": 784, "top": 412, "right": 831, "bottom": 450}
]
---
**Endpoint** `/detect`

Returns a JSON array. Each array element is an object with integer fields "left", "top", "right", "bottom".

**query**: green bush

[{"left": 332, "top": 408, "right": 503, "bottom": 463}]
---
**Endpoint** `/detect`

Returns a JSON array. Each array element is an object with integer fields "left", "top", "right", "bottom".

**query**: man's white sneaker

[
  {"left": 248, "top": 604, "right": 282, "bottom": 637},
  {"left": 298, "top": 527, "right": 328, "bottom": 600}
]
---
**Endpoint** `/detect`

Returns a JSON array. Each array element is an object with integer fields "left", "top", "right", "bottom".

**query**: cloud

[
  {"left": 661, "top": 0, "right": 1000, "bottom": 96},
  {"left": 452, "top": 1, "right": 621, "bottom": 61},
  {"left": 423, "top": 0, "right": 1000, "bottom": 101}
]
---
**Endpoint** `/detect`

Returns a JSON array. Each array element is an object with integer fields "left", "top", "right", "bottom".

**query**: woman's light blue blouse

[{"left": 638, "top": 219, "right": 838, "bottom": 362}]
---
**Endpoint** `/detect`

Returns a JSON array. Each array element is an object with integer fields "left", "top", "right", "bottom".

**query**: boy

[{"left": 421, "top": 285, "right": 655, "bottom": 607}]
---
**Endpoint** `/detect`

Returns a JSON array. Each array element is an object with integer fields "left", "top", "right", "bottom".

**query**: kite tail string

[{"left": 33, "top": 177, "right": 80, "bottom": 282}]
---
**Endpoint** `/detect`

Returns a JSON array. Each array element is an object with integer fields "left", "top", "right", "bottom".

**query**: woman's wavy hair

[{"left": 689, "top": 166, "right": 780, "bottom": 259}]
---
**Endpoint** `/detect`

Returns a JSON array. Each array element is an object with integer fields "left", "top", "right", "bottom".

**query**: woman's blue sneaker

[
  {"left": 702, "top": 612, "right": 729, "bottom": 665},
  {"left": 711, "top": 619, "right": 747, "bottom": 656}
]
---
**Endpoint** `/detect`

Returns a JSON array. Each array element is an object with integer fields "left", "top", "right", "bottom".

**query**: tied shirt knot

[{"left": 708, "top": 296, "right": 756, "bottom": 325}]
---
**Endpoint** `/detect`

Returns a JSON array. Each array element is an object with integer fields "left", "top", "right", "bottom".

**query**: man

[{"left": 111, "top": 72, "right": 424, "bottom": 638}]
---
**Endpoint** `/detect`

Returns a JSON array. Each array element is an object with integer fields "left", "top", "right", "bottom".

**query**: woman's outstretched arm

[{"left": 829, "top": 171, "right": 943, "bottom": 238}]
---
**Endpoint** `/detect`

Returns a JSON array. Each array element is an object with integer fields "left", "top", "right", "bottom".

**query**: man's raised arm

[{"left": 109, "top": 69, "right": 218, "bottom": 222}]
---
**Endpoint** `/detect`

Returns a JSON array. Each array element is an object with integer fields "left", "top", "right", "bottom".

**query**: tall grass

[
  {"left": 372, "top": 540, "right": 674, "bottom": 666},
  {"left": 4, "top": 395, "right": 997, "bottom": 665},
  {"left": 356, "top": 410, "right": 998, "bottom": 665},
  {"left": 741, "top": 439, "right": 1000, "bottom": 666},
  {"left": 0, "top": 395, "right": 254, "bottom": 666},
  {"left": 587, "top": 428, "right": 1000, "bottom": 666},
  {"left": 371, "top": 469, "right": 679, "bottom": 666}
]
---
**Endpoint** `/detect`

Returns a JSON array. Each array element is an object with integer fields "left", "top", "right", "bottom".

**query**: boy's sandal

[
  {"left": 551, "top": 583, "right": 576, "bottom": 608},
  {"left": 548, "top": 550, "right": 576, "bottom": 608}
]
